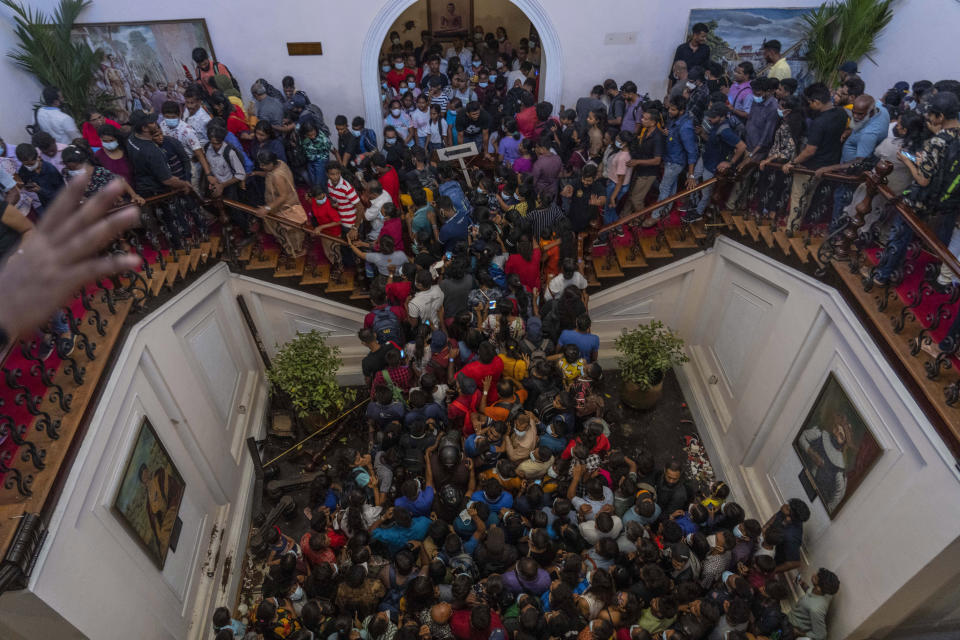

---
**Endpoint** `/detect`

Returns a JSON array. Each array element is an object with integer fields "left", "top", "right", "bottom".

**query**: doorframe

[{"left": 361, "top": 0, "right": 564, "bottom": 142}]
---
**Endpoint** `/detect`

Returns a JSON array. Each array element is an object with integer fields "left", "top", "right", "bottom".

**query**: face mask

[
  {"left": 25, "top": 162, "right": 40, "bottom": 172},
  {"left": 547, "top": 466, "right": 559, "bottom": 479},
  {"left": 68, "top": 168, "right": 86, "bottom": 177},
  {"left": 753, "top": 95, "right": 764, "bottom": 104},
  {"left": 685, "top": 533, "right": 695, "bottom": 545},
  {"left": 706, "top": 534, "right": 718, "bottom": 548},
  {"left": 686, "top": 81, "right": 696, "bottom": 90},
  {"left": 408, "top": 82, "right": 416, "bottom": 88},
  {"left": 290, "top": 584, "right": 305, "bottom": 601},
  {"left": 391, "top": 37, "right": 400, "bottom": 45},
  {"left": 315, "top": 195, "right": 326, "bottom": 204},
  {"left": 529, "top": 452, "right": 538, "bottom": 463},
  {"left": 777, "top": 109, "right": 784, "bottom": 118},
  {"left": 391, "top": 108, "right": 402, "bottom": 117},
  {"left": 102, "top": 140, "right": 119, "bottom": 151},
  {"left": 351, "top": 129, "right": 362, "bottom": 137},
  {"left": 489, "top": 74, "right": 497, "bottom": 81},
  {"left": 614, "top": 140, "right": 624, "bottom": 149},
  {"left": 497, "top": 61, "right": 504, "bottom": 69},
  {"left": 385, "top": 137, "right": 396, "bottom": 145},
  {"left": 721, "top": 571, "right": 734, "bottom": 584},
  {"left": 382, "top": 64, "right": 391, "bottom": 73},
  {"left": 395, "top": 62, "right": 404, "bottom": 70},
  {"left": 702, "top": 119, "right": 714, "bottom": 133},
  {"left": 733, "top": 524, "right": 744, "bottom": 539},
  {"left": 499, "top": 36, "right": 506, "bottom": 42},
  {"left": 478, "top": 82, "right": 488, "bottom": 88},
  {"left": 381, "top": 82, "right": 388, "bottom": 90},
  {"left": 164, "top": 118, "right": 179, "bottom": 128},
  {"left": 399, "top": 87, "right": 408, "bottom": 94},
  {"left": 472, "top": 60, "right": 481, "bottom": 68}
]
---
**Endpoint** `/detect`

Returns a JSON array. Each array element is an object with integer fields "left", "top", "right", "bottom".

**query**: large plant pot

[{"left": 622, "top": 379, "right": 664, "bottom": 410}]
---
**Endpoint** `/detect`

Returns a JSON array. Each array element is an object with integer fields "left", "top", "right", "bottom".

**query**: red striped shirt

[{"left": 327, "top": 177, "right": 360, "bottom": 225}]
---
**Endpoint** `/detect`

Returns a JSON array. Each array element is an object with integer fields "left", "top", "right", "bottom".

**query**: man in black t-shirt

[
  {"left": 783, "top": 83, "right": 847, "bottom": 230},
  {"left": 454, "top": 102, "right": 492, "bottom": 158},
  {"left": 627, "top": 108, "right": 666, "bottom": 226},
  {"left": 125, "top": 111, "right": 191, "bottom": 197},
  {"left": 560, "top": 164, "right": 605, "bottom": 233},
  {"left": 334, "top": 115, "right": 361, "bottom": 169},
  {"left": 358, "top": 327, "right": 389, "bottom": 387},
  {"left": 671, "top": 23, "right": 711, "bottom": 91}
]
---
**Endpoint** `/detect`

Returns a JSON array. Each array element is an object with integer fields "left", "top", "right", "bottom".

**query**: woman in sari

[{"left": 257, "top": 149, "right": 308, "bottom": 258}]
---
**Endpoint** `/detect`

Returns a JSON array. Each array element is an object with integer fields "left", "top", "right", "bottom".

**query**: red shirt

[
  {"left": 225, "top": 104, "right": 249, "bottom": 136},
  {"left": 458, "top": 357, "right": 505, "bottom": 403},
  {"left": 516, "top": 105, "right": 539, "bottom": 139},
  {"left": 196, "top": 61, "right": 232, "bottom": 95},
  {"left": 504, "top": 249, "right": 542, "bottom": 291},
  {"left": 386, "top": 281, "right": 413, "bottom": 305},
  {"left": 451, "top": 609, "right": 503, "bottom": 640},
  {"left": 82, "top": 118, "right": 121, "bottom": 148},
  {"left": 310, "top": 197, "right": 342, "bottom": 236},
  {"left": 377, "top": 217, "right": 404, "bottom": 253},
  {"left": 379, "top": 167, "right": 401, "bottom": 208},
  {"left": 448, "top": 391, "right": 480, "bottom": 435},
  {"left": 561, "top": 434, "right": 611, "bottom": 459},
  {"left": 386, "top": 68, "right": 409, "bottom": 91}
]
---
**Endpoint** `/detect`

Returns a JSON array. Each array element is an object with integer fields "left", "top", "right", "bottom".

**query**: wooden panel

[
  {"left": 614, "top": 243, "right": 648, "bottom": 269},
  {"left": 245, "top": 248, "right": 280, "bottom": 271},
  {"left": 326, "top": 269, "right": 356, "bottom": 293},
  {"left": 664, "top": 226, "right": 698, "bottom": 249},
  {"left": 639, "top": 236, "right": 673, "bottom": 260},
  {"left": 759, "top": 225, "right": 775, "bottom": 248},
  {"left": 286, "top": 42, "right": 323, "bottom": 56}
]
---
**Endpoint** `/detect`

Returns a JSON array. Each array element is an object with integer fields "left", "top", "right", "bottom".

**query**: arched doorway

[{"left": 361, "top": 0, "right": 563, "bottom": 136}]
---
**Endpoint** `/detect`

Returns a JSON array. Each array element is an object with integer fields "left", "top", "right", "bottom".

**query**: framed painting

[
  {"left": 792, "top": 373, "right": 882, "bottom": 519},
  {"left": 72, "top": 19, "right": 216, "bottom": 121},
  {"left": 113, "top": 417, "right": 185, "bottom": 569},
  {"left": 684, "top": 8, "right": 814, "bottom": 87},
  {"left": 428, "top": 0, "right": 472, "bottom": 37}
]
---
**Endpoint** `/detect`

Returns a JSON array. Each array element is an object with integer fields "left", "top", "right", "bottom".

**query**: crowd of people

[{"left": 8, "top": 19, "right": 960, "bottom": 640}]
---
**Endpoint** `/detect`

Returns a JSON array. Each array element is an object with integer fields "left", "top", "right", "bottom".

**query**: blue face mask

[
  {"left": 351, "top": 129, "right": 362, "bottom": 137},
  {"left": 753, "top": 95, "right": 764, "bottom": 104},
  {"left": 472, "top": 60, "right": 481, "bottom": 68},
  {"left": 489, "top": 74, "right": 497, "bottom": 81},
  {"left": 394, "top": 62, "right": 404, "bottom": 70},
  {"left": 381, "top": 65, "right": 391, "bottom": 73},
  {"left": 164, "top": 118, "right": 179, "bottom": 128},
  {"left": 102, "top": 140, "right": 119, "bottom": 151},
  {"left": 777, "top": 109, "right": 785, "bottom": 118},
  {"left": 385, "top": 137, "right": 396, "bottom": 145},
  {"left": 478, "top": 82, "right": 488, "bottom": 88}
]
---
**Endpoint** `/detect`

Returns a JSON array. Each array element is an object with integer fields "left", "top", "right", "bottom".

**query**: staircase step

[
  {"left": 665, "top": 226, "right": 698, "bottom": 249},
  {"left": 744, "top": 219, "right": 760, "bottom": 242},
  {"left": 593, "top": 250, "right": 624, "bottom": 278},
  {"left": 614, "top": 243, "right": 648, "bottom": 269},
  {"left": 198, "top": 241, "right": 212, "bottom": 264},
  {"left": 691, "top": 221, "right": 708, "bottom": 239},
  {"left": 209, "top": 235, "right": 222, "bottom": 257},
  {"left": 350, "top": 288, "right": 372, "bottom": 300},
  {"left": 165, "top": 261, "right": 180, "bottom": 288},
  {"left": 639, "top": 235, "right": 674, "bottom": 260},
  {"left": 300, "top": 263, "right": 331, "bottom": 286},
  {"left": 274, "top": 255, "right": 306, "bottom": 279},
  {"left": 759, "top": 225, "right": 775, "bottom": 248},
  {"left": 246, "top": 248, "right": 280, "bottom": 271},
  {"left": 809, "top": 238, "right": 825, "bottom": 269},
  {"left": 176, "top": 252, "right": 191, "bottom": 279},
  {"left": 326, "top": 269, "right": 356, "bottom": 293},
  {"left": 149, "top": 268, "right": 166, "bottom": 297},
  {"left": 720, "top": 210, "right": 734, "bottom": 229},
  {"left": 773, "top": 230, "right": 792, "bottom": 256},
  {"left": 789, "top": 237, "right": 810, "bottom": 263},
  {"left": 584, "top": 258, "right": 601, "bottom": 287},
  {"left": 236, "top": 243, "right": 253, "bottom": 262},
  {"left": 732, "top": 215, "right": 747, "bottom": 235},
  {"left": 188, "top": 247, "right": 202, "bottom": 271}
]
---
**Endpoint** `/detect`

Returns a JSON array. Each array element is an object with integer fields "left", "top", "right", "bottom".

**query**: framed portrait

[
  {"left": 682, "top": 8, "right": 814, "bottom": 87},
  {"left": 792, "top": 373, "right": 882, "bottom": 519},
  {"left": 113, "top": 417, "right": 185, "bottom": 569},
  {"left": 72, "top": 19, "right": 217, "bottom": 122},
  {"left": 428, "top": 0, "right": 472, "bottom": 37}
]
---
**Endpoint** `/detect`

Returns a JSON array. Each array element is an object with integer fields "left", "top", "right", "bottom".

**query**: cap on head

[{"left": 839, "top": 60, "right": 858, "bottom": 74}]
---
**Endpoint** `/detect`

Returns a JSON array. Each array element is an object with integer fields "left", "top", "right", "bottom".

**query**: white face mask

[
  {"left": 68, "top": 168, "right": 86, "bottom": 177},
  {"left": 686, "top": 81, "right": 696, "bottom": 90},
  {"left": 25, "top": 162, "right": 40, "bottom": 172},
  {"left": 391, "top": 108, "right": 402, "bottom": 117}
]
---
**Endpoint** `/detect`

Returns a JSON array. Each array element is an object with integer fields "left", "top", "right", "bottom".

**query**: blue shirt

[
  {"left": 622, "top": 502, "right": 662, "bottom": 527},
  {"left": 702, "top": 123, "right": 742, "bottom": 173},
  {"left": 537, "top": 431, "right": 568, "bottom": 456},
  {"left": 438, "top": 180, "right": 471, "bottom": 216},
  {"left": 395, "top": 486, "right": 435, "bottom": 517},
  {"left": 371, "top": 516, "right": 432, "bottom": 555},
  {"left": 439, "top": 208, "right": 473, "bottom": 250},
  {"left": 471, "top": 489, "right": 513, "bottom": 512},
  {"left": 404, "top": 402, "right": 446, "bottom": 427},
  {"left": 841, "top": 105, "right": 890, "bottom": 163},
  {"left": 673, "top": 513, "right": 699, "bottom": 535},
  {"left": 665, "top": 113, "right": 698, "bottom": 167},
  {"left": 557, "top": 329, "right": 600, "bottom": 363}
]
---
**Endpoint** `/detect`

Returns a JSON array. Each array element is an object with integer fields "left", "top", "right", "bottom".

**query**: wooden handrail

[
  {"left": 597, "top": 176, "right": 720, "bottom": 234},
  {"left": 105, "top": 189, "right": 182, "bottom": 214},
  {"left": 764, "top": 161, "right": 866, "bottom": 184},
  {"left": 865, "top": 166, "right": 960, "bottom": 278},
  {"left": 221, "top": 198, "right": 349, "bottom": 246}
]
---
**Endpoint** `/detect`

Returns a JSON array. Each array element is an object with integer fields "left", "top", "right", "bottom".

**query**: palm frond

[{"left": 802, "top": 0, "right": 894, "bottom": 86}]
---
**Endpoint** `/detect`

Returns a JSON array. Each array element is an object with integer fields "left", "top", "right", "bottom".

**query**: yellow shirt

[{"left": 768, "top": 57, "right": 792, "bottom": 80}]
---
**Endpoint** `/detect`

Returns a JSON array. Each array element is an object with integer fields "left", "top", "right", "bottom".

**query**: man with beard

[{"left": 797, "top": 413, "right": 855, "bottom": 512}]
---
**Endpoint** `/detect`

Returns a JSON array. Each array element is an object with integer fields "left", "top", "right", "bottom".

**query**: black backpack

[
  {"left": 917, "top": 131, "right": 960, "bottom": 215},
  {"left": 371, "top": 307, "right": 402, "bottom": 345}
]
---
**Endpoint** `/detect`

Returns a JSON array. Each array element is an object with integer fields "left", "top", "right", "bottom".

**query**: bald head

[{"left": 851, "top": 94, "right": 876, "bottom": 123}]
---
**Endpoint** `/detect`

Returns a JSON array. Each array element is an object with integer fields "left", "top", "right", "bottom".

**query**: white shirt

[
  {"left": 184, "top": 106, "right": 212, "bottom": 145},
  {"left": 545, "top": 272, "right": 589, "bottom": 300},
  {"left": 36, "top": 106, "right": 81, "bottom": 145},
  {"left": 364, "top": 191, "right": 392, "bottom": 242},
  {"left": 159, "top": 119, "right": 202, "bottom": 152},
  {"left": 408, "top": 285, "right": 445, "bottom": 324},
  {"left": 506, "top": 70, "right": 527, "bottom": 90},
  {"left": 411, "top": 107, "right": 431, "bottom": 133},
  {"left": 426, "top": 119, "right": 448, "bottom": 145}
]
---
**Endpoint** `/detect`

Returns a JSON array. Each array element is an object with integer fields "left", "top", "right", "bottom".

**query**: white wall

[
  {"left": 4, "top": 0, "right": 956, "bottom": 145},
  {"left": 589, "top": 237, "right": 960, "bottom": 639}
]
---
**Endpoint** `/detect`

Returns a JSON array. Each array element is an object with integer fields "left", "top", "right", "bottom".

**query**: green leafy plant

[
  {"left": 615, "top": 320, "right": 689, "bottom": 391},
  {"left": 1, "top": 0, "right": 115, "bottom": 122},
  {"left": 266, "top": 330, "right": 355, "bottom": 419},
  {"left": 802, "top": 0, "right": 894, "bottom": 87}
]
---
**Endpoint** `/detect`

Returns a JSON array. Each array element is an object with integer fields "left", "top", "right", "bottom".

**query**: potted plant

[
  {"left": 802, "top": 0, "right": 894, "bottom": 87},
  {"left": 266, "top": 330, "right": 356, "bottom": 430},
  {"left": 615, "top": 320, "right": 689, "bottom": 410}
]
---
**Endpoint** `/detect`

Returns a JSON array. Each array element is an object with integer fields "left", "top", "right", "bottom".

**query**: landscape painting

[
  {"left": 687, "top": 8, "right": 814, "bottom": 87},
  {"left": 792, "top": 373, "right": 882, "bottom": 519},
  {"left": 72, "top": 19, "right": 215, "bottom": 121},
  {"left": 113, "top": 417, "right": 185, "bottom": 569}
]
